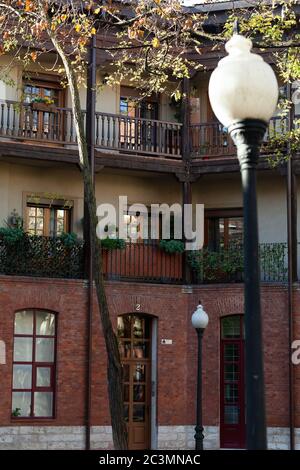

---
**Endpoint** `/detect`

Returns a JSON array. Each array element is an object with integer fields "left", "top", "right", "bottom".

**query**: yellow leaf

[
  {"left": 25, "top": 0, "right": 33, "bottom": 12},
  {"left": 30, "top": 51, "right": 37, "bottom": 62},
  {"left": 94, "top": 8, "right": 101, "bottom": 15},
  {"left": 75, "top": 24, "right": 82, "bottom": 33},
  {"left": 91, "top": 27, "right": 96, "bottom": 35},
  {"left": 152, "top": 37, "right": 160, "bottom": 48}
]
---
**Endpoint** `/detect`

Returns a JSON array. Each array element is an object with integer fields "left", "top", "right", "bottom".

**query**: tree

[{"left": 0, "top": 0, "right": 299, "bottom": 450}]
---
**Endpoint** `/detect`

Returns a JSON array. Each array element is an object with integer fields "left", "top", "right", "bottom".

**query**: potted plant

[{"left": 30, "top": 97, "right": 57, "bottom": 112}]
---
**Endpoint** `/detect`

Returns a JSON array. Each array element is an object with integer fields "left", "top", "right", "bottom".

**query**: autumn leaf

[
  {"left": 152, "top": 37, "right": 160, "bottom": 48},
  {"left": 25, "top": 0, "right": 33, "bottom": 12},
  {"left": 91, "top": 27, "right": 96, "bottom": 35},
  {"left": 75, "top": 24, "right": 82, "bottom": 33},
  {"left": 30, "top": 51, "right": 37, "bottom": 62}
]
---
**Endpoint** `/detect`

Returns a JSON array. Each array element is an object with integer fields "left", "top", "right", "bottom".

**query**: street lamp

[
  {"left": 191, "top": 302, "right": 209, "bottom": 451},
  {"left": 208, "top": 33, "right": 279, "bottom": 449}
]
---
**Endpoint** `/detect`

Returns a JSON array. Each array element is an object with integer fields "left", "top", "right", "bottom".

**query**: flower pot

[{"left": 31, "top": 102, "right": 57, "bottom": 113}]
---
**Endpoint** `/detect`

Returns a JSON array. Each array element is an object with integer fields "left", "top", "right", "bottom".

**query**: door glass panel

[
  {"left": 133, "top": 385, "right": 145, "bottom": 402},
  {"left": 34, "top": 392, "right": 53, "bottom": 417},
  {"left": 13, "top": 365, "right": 32, "bottom": 389},
  {"left": 14, "top": 337, "right": 33, "bottom": 362},
  {"left": 12, "top": 391, "right": 31, "bottom": 417},
  {"left": 133, "top": 364, "right": 145, "bottom": 382},
  {"left": 224, "top": 363, "right": 239, "bottom": 381},
  {"left": 222, "top": 317, "right": 241, "bottom": 339},
  {"left": 133, "top": 342, "right": 149, "bottom": 359},
  {"left": 225, "top": 384, "right": 239, "bottom": 403},
  {"left": 15, "top": 311, "right": 33, "bottom": 334},
  {"left": 120, "top": 341, "right": 131, "bottom": 359},
  {"left": 123, "top": 364, "right": 129, "bottom": 382},
  {"left": 133, "top": 317, "right": 150, "bottom": 339},
  {"left": 35, "top": 338, "right": 54, "bottom": 362},
  {"left": 117, "top": 316, "right": 131, "bottom": 338},
  {"left": 36, "top": 367, "right": 51, "bottom": 387},
  {"left": 133, "top": 404, "right": 145, "bottom": 422},
  {"left": 224, "top": 405, "right": 239, "bottom": 424},
  {"left": 124, "top": 404, "right": 129, "bottom": 422},
  {"left": 123, "top": 384, "right": 129, "bottom": 402},
  {"left": 224, "top": 343, "right": 239, "bottom": 361}
]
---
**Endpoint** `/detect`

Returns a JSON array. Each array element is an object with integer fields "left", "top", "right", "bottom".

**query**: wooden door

[
  {"left": 118, "top": 315, "right": 151, "bottom": 450},
  {"left": 220, "top": 315, "right": 246, "bottom": 449}
]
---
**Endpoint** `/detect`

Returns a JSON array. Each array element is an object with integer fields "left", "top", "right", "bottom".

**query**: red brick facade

[{"left": 0, "top": 275, "right": 299, "bottom": 430}]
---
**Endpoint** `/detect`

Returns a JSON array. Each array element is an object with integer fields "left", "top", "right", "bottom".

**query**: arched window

[{"left": 12, "top": 310, "right": 56, "bottom": 418}]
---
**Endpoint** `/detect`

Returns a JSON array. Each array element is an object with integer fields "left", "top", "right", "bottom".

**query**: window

[
  {"left": 119, "top": 87, "right": 159, "bottom": 150},
  {"left": 26, "top": 197, "right": 72, "bottom": 237},
  {"left": 205, "top": 209, "right": 243, "bottom": 250},
  {"left": 12, "top": 310, "right": 56, "bottom": 418},
  {"left": 23, "top": 79, "right": 64, "bottom": 135},
  {"left": 24, "top": 84, "right": 60, "bottom": 106}
]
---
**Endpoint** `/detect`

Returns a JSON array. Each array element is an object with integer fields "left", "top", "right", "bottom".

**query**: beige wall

[
  {"left": 0, "top": 163, "right": 180, "bottom": 236},
  {"left": 0, "top": 57, "right": 176, "bottom": 120},
  {"left": 193, "top": 171, "right": 290, "bottom": 244},
  {"left": 0, "top": 161, "right": 295, "bottom": 246}
]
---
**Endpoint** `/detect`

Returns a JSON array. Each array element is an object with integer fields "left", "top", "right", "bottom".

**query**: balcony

[
  {"left": 0, "top": 100, "right": 182, "bottom": 159},
  {"left": 0, "top": 100, "right": 297, "bottom": 161},
  {"left": 0, "top": 235, "right": 289, "bottom": 284}
]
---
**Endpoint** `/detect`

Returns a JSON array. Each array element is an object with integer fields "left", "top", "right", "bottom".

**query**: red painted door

[{"left": 220, "top": 316, "right": 245, "bottom": 449}]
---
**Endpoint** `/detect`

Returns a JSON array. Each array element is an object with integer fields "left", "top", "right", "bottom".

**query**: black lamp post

[
  {"left": 191, "top": 303, "right": 209, "bottom": 451},
  {"left": 208, "top": 34, "right": 279, "bottom": 449}
]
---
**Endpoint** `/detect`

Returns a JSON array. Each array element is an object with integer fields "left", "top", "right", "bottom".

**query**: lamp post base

[{"left": 194, "top": 425, "right": 204, "bottom": 451}]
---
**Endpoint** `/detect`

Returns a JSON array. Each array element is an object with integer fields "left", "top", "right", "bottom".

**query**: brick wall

[{"left": 0, "top": 275, "right": 299, "bottom": 432}]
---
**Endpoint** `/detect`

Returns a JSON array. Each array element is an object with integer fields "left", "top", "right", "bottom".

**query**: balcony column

[{"left": 180, "top": 77, "right": 193, "bottom": 284}]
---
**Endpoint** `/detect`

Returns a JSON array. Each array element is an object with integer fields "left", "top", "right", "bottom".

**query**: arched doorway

[
  {"left": 220, "top": 315, "right": 245, "bottom": 448},
  {"left": 117, "top": 314, "right": 152, "bottom": 450}
]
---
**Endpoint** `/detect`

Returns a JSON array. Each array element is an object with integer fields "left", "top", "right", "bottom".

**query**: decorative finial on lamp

[{"left": 233, "top": 19, "right": 240, "bottom": 35}]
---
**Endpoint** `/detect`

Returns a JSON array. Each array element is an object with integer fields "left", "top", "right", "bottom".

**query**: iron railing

[
  {"left": 0, "top": 235, "right": 289, "bottom": 284},
  {"left": 188, "top": 243, "right": 288, "bottom": 284},
  {"left": 0, "top": 235, "right": 85, "bottom": 279}
]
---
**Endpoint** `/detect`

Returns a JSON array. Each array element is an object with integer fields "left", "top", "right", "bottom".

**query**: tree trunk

[{"left": 51, "top": 37, "right": 128, "bottom": 450}]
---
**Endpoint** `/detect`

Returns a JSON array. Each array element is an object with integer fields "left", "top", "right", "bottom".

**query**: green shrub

[
  {"left": 159, "top": 239, "right": 185, "bottom": 254},
  {"left": 0, "top": 227, "right": 26, "bottom": 244},
  {"left": 60, "top": 232, "right": 78, "bottom": 247},
  {"left": 101, "top": 238, "right": 126, "bottom": 250}
]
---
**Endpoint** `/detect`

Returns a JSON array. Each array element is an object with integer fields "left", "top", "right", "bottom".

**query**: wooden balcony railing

[
  {"left": 0, "top": 100, "right": 298, "bottom": 160},
  {"left": 0, "top": 100, "right": 182, "bottom": 158},
  {"left": 190, "top": 115, "right": 300, "bottom": 159}
]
